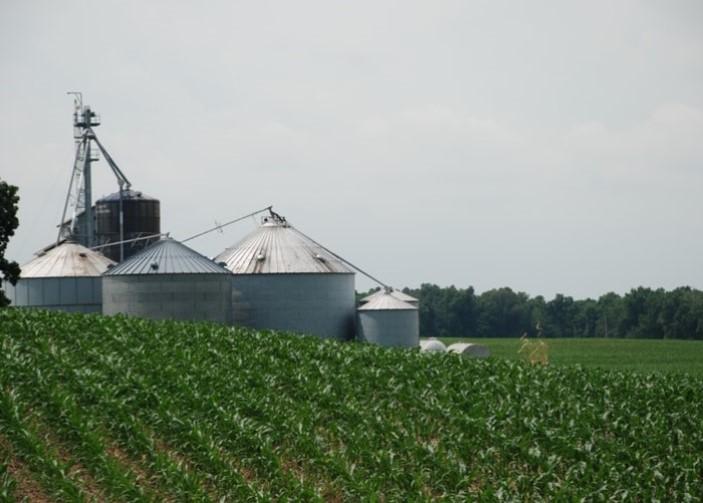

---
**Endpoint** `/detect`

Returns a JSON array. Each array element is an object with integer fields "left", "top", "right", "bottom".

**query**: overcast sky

[{"left": 2, "top": 0, "right": 702, "bottom": 298}]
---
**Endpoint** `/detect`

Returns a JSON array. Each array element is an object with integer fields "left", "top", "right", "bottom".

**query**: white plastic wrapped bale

[
  {"left": 447, "top": 342, "right": 490, "bottom": 358},
  {"left": 419, "top": 339, "right": 447, "bottom": 353}
]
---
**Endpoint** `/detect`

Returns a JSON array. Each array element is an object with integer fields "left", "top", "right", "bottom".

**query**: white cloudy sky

[{"left": 2, "top": 0, "right": 702, "bottom": 298}]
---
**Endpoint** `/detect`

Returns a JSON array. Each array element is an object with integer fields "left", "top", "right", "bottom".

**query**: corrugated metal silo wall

[
  {"left": 357, "top": 309, "right": 420, "bottom": 348},
  {"left": 7, "top": 277, "right": 103, "bottom": 313},
  {"left": 96, "top": 197, "right": 161, "bottom": 262},
  {"left": 103, "top": 274, "right": 233, "bottom": 324},
  {"left": 231, "top": 273, "right": 355, "bottom": 341}
]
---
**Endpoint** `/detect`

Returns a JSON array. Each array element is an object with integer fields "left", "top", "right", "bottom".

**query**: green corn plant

[{"left": 0, "top": 454, "right": 18, "bottom": 502}]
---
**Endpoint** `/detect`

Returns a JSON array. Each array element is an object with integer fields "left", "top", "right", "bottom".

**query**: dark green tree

[
  {"left": 0, "top": 180, "right": 20, "bottom": 307},
  {"left": 447, "top": 286, "right": 478, "bottom": 338},
  {"left": 620, "top": 287, "right": 662, "bottom": 339},
  {"left": 416, "top": 284, "right": 446, "bottom": 337},
  {"left": 477, "top": 288, "right": 532, "bottom": 337},
  {"left": 544, "top": 294, "right": 576, "bottom": 337},
  {"left": 573, "top": 298, "right": 599, "bottom": 338},
  {"left": 596, "top": 292, "right": 624, "bottom": 338}
]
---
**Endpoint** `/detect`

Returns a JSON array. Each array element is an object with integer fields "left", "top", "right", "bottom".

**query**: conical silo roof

[
  {"left": 20, "top": 242, "right": 115, "bottom": 278},
  {"left": 358, "top": 292, "right": 417, "bottom": 311},
  {"left": 214, "top": 217, "right": 353, "bottom": 274},
  {"left": 104, "top": 237, "right": 231, "bottom": 275},
  {"left": 361, "top": 288, "right": 418, "bottom": 305}
]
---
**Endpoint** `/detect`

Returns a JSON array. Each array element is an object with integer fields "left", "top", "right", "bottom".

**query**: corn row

[{"left": 0, "top": 387, "right": 84, "bottom": 502}]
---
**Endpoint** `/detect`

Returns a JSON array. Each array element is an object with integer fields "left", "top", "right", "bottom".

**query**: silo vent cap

[
  {"left": 256, "top": 252, "right": 265, "bottom": 261},
  {"left": 150, "top": 262, "right": 159, "bottom": 271}
]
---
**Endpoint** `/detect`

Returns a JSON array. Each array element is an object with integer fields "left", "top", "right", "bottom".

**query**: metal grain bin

[
  {"left": 360, "top": 288, "right": 418, "bottom": 307},
  {"left": 214, "top": 215, "right": 355, "bottom": 340},
  {"left": 7, "top": 241, "right": 115, "bottom": 313},
  {"left": 102, "top": 238, "right": 232, "bottom": 323},
  {"left": 95, "top": 189, "right": 160, "bottom": 262},
  {"left": 357, "top": 292, "right": 419, "bottom": 348},
  {"left": 447, "top": 342, "right": 490, "bottom": 358},
  {"left": 419, "top": 338, "right": 447, "bottom": 353}
]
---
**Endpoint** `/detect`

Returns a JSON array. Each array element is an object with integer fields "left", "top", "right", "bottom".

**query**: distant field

[{"left": 437, "top": 337, "right": 703, "bottom": 375}]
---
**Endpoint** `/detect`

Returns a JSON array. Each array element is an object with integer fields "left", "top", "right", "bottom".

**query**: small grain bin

[
  {"left": 447, "top": 342, "right": 490, "bottom": 358},
  {"left": 419, "top": 338, "right": 447, "bottom": 353},
  {"left": 357, "top": 291, "right": 419, "bottom": 348},
  {"left": 360, "top": 288, "right": 418, "bottom": 307},
  {"left": 7, "top": 241, "right": 115, "bottom": 313},
  {"left": 102, "top": 237, "right": 233, "bottom": 323},
  {"left": 214, "top": 214, "right": 356, "bottom": 340},
  {"left": 95, "top": 189, "right": 161, "bottom": 262}
]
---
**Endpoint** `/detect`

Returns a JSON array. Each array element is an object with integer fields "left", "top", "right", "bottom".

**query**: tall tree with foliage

[{"left": 0, "top": 180, "right": 20, "bottom": 307}]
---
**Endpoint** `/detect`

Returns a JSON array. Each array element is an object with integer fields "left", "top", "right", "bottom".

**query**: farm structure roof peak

[
  {"left": 104, "top": 237, "right": 231, "bottom": 275},
  {"left": 214, "top": 220, "right": 353, "bottom": 274},
  {"left": 20, "top": 241, "right": 115, "bottom": 278}
]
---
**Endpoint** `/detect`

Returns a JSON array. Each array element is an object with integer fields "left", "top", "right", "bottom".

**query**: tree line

[{"left": 359, "top": 285, "right": 703, "bottom": 340}]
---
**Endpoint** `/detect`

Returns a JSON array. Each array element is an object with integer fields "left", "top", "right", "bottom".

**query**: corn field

[{"left": 1, "top": 309, "right": 702, "bottom": 501}]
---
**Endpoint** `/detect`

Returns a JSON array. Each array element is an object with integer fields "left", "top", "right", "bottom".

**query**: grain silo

[
  {"left": 95, "top": 189, "right": 161, "bottom": 262},
  {"left": 102, "top": 237, "right": 233, "bottom": 323},
  {"left": 214, "top": 214, "right": 356, "bottom": 340},
  {"left": 360, "top": 288, "right": 418, "bottom": 307},
  {"left": 7, "top": 241, "right": 114, "bottom": 313},
  {"left": 357, "top": 291, "right": 419, "bottom": 348}
]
